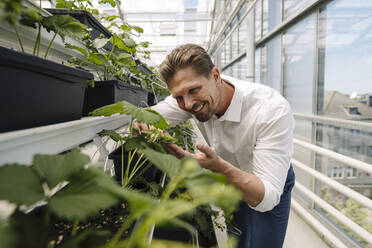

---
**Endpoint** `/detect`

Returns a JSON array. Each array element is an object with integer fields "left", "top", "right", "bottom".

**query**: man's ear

[{"left": 210, "top": 67, "right": 220, "bottom": 84}]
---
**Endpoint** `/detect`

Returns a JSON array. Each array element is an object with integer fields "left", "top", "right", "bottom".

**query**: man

[{"left": 139, "top": 44, "right": 295, "bottom": 248}]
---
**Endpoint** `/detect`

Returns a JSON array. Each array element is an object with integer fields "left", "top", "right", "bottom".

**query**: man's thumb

[{"left": 196, "top": 143, "right": 214, "bottom": 157}]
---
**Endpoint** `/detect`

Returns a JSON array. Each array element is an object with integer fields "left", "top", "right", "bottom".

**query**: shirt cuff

[{"left": 248, "top": 179, "right": 281, "bottom": 212}]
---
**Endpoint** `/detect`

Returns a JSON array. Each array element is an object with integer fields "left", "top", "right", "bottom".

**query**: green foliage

[
  {"left": 98, "top": 129, "right": 123, "bottom": 142},
  {"left": 141, "top": 149, "right": 182, "bottom": 179},
  {"left": 49, "top": 167, "right": 119, "bottom": 221},
  {"left": 0, "top": 165, "right": 44, "bottom": 205},
  {"left": 321, "top": 186, "right": 372, "bottom": 247},
  {"left": 122, "top": 101, "right": 160, "bottom": 124},
  {"left": 88, "top": 101, "right": 124, "bottom": 116},
  {"left": 33, "top": 148, "right": 89, "bottom": 189},
  {"left": 42, "top": 15, "right": 87, "bottom": 41},
  {"left": 59, "top": 229, "right": 110, "bottom": 248},
  {"left": 0, "top": 0, "right": 89, "bottom": 57}
]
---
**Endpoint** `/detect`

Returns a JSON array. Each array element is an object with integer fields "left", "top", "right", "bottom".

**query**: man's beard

[{"left": 193, "top": 104, "right": 215, "bottom": 122}]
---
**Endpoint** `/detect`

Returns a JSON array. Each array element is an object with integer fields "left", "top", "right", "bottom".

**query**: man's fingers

[
  {"left": 165, "top": 143, "right": 191, "bottom": 159},
  {"left": 196, "top": 143, "right": 215, "bottom": 157}
]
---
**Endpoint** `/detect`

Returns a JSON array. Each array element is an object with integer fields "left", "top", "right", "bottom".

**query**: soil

[{"left": 51, "top": 202, "right": 131, "bottom": 246}]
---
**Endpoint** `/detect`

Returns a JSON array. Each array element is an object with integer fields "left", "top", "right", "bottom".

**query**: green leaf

[
  {"left": 87, "top": 53, "right": 105, "bottom": 65},
  {"left": 144, "top": 109, "right": 169, "bottom": 130},
  {"left": 48, "top": 167, "right": 119, "bottom": 221},
  {"left": 119, "top": 24, "right": 132, "bottom": 31},
  {"left": 98, "top": 0, "right": 116, "bottom": 7},
  {"left": 104, "top": 15, "right": 119, "bottom": 22},
  {"left": 124, "top": 136, "right": 151, "bottom": 151},
  {"left": 120, "top": 188, "right": 157, "bottom": 216},
  {"left": 65, "top": 43, "right": 87, "bottom": 57},
  {"left": 42, "top": 15, "right": 87, "bottom": 41},
  {"left": 7, "top": 210, "right": 49, "bottom": 248},
  {"left": 110, "top": 34, "right": 136, "bottom": 53},
  {"left": 93, "top": 37, "right": 110, "bottom": 49},
  {"left": 155, "top": 218, "right": 195, "bottom": 237},
  {"left": 140, "top": 149, "right": 181, "bottom": 178},
  {"left": 98, "top": 129, "right": 123, "bottom": 142},
  {"left": 0, "top": 220, "right": 17, "bottom": 248},
  {"left": 132, "top": 25, "right": 144, "bottom": 33},
  {"left": 123, "top": 37, "right": 136, "bottom": 48},
  {"left": 116, "top": 53, "right": 132, "bottom": 62},
  {"left": 19, "top": 9, "right": 40, "bottom": 29},
  {"left": 0, "top": 165, "right": 44, "bottom": 205},
  {"left": 33, "top": 149, "right": 89, "bottom": 189},
  {"left": 139, "top": 41, "right": 150, "bottom": 48},
  {"left": 122, "top": 101, "right": 159, "bottom": 124},
  {"left": 59, "top": 229, "right": 110, "bottom": 248},
  {"left": 89, "top": 102, "right": 124, "bottom": 116},
  {"left": 188, "top": 184, "right": 241, "bottom": 217},
  {"left": 150, "top": 239, "right": 195, "bottom": 248}
]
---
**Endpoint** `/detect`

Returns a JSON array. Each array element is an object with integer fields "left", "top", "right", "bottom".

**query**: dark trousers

[{"left": 232, "top": 166, "right": 295, "bottom": 248}]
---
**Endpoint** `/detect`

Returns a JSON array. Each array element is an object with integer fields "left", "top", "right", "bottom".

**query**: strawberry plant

[{"left": 0, "top": 0, "right": 87, "bottom": 58}]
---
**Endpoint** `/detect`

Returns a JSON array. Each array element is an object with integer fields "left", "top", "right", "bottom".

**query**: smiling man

[{"left": 147, "top": 44, "right": 295, "bottom": 248}]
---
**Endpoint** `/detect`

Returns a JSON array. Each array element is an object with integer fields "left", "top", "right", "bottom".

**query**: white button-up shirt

[{"left": 152, "top": 75, "right": 294, "bottom": 212}]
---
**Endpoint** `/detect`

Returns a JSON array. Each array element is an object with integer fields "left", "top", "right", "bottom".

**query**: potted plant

[
  {"left": 66, "top": 32, "right": 153, "bottom": 115},
  {"left": 0, "top": 101, "right": 241, "bottom": 247},
  {"left": 0, "top": 0, "right": 93, "bottom": 133},
  {"left": 89, "top": 101, "right": 226, "bottom": 246},
  {"left": 51, "top": 1, "right": 164, "bottom": 112}
]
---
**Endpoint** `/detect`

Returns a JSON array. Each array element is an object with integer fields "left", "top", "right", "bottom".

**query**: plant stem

[
  {"left": 123, "top": 149, "right": 136, "bottom": 187},
  {"left": 33, "top": 23, "right": 41, "bottom": 56},
  {"left": 121, "top": 142, "right": 124, "bottom": 187},
  {"left": 128, "top": 156, "right": 148, "bottom": 182},
  {"left": 106, "top": 215, "right": 136, "bottom": 248},
  {"left": 72, "top": 220, "right": 79, "bottom": 236},
  {"left": 161, "top": 173, "right": 184, "bottom": 201},
  {"left": 44, "top": 33, "right": 57, "bottom": 59},
  {"left": 12, "top": 24, "right": 24, "bottom": 52}
]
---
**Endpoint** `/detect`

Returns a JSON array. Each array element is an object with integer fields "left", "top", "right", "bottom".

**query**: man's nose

[{"left": 184, "top": 96, "right": 194, "bottom": 111}]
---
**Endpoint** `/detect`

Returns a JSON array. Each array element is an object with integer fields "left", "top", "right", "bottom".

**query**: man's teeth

[{"left": 194, "top": 103, "right": 204, "bottom": 112}]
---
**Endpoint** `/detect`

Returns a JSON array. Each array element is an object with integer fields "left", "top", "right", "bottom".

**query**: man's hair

[{"left": 158, "top": 44, "right": 215, "bottom": 83}]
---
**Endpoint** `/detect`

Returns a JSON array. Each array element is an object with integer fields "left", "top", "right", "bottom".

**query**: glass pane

[
  {"left": 317, "top": 0, "right": 372, "bottom": 115},
  {"left": 221, "top": 44, "right": 227, "bottom": 67},
  {"left": 282, "top": 14, "right": 314, "bottom": 114},
  {"left": 283, "top": 0, "right": 312, "bottom": 20},
  {"left": 265, "top": 35, "right": 281, "bottom": 91},
  {"left": 260, "top": 45, "right": 266, "bottom": 84},
  {"left": 238, "top": 56, "right": 247, "bottom": 80},
  {"left": 255, "top": 0, "right": 262, "bottom": 41},
  {"left": 231, "top": 29, "right": 239, "bottom": 59},
  {"left": 255, "top": 48, "right": 261, "bottom": 83},
  {"left": 238, "top": 20, "right": 247, "bottom": 54},
  {"left": 262, "top": 0, "right": 268, "bottom": 36},
  {"left": 263, "top": 0, "right": 281, "bottom": 35},
  {"left": 232, "top": 62, "right": 239, "bottom": 78}
]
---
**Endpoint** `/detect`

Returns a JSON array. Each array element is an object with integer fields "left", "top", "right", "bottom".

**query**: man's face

[{"left": 168, "top": 66, "right": 221, "bottom": 122}]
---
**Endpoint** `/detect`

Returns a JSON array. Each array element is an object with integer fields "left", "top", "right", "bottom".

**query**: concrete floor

[{"left": 283, "top": 209, "right": 331, "bottom": 248}]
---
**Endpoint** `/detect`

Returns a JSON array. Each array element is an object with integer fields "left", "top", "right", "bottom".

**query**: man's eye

[
  {"left": 176, "top": 96, "right": 184, "bottom": 104},
  {"left": 189, "top": 87, "right": 200, "bottom": 94}
]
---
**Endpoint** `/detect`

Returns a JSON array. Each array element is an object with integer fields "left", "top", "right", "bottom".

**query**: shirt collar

[{"left": 215, "top": 77, "right": 243, "bottom": 122}]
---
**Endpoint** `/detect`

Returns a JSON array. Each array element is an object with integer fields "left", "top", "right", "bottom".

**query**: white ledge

[{"left": 0, "top": 115, "right": 130, "bottom": 165}]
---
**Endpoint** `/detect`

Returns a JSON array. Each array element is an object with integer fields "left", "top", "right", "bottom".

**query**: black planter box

[
  {"left": 0, "top": 46, "right": 93, "bottom": 133},
  {"left": 153, "top": 226, "right": 194, "bottom": 243},
  {"left": 83, "top": 80, "right": 150, "bottom": 116},
  {"left": 108, "top": 144, "right": 162, "bottom": 186},
  {"left": 44, "top": 8, "right": 113, "bottom": 51}
]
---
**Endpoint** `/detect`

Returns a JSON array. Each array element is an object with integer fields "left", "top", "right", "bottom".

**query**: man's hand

[
  {"left": 166, "top": 143, "right": 222, "bottom": 172},
  {"left": 132, "top": 121, "right": 153, "bottom": 134}
]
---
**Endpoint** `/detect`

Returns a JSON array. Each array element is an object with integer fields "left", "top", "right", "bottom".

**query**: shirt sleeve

[
  {"left": 151, "top": 96, "right": 192, "bottom": 125},
  {"left": 248, "top": 101, "right": 295, "bottom": 212}
]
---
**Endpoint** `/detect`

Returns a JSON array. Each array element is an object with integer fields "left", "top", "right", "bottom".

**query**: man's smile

[{"left": 192, "top": 102, "right": 207, "bottom": 113}]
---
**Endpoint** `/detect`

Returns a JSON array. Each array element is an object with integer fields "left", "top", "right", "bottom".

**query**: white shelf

[{"left": 0, "top": 115, "right": 130, "bottom": 165}]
